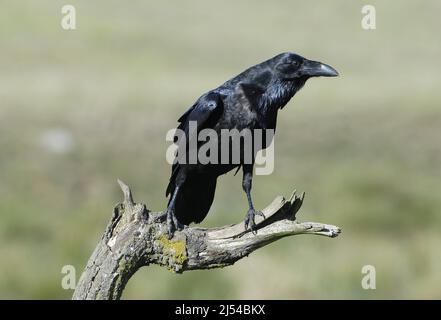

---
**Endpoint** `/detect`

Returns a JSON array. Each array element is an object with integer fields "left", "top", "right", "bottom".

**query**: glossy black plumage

[{"left": 165, "top": 52, "right": 338, "bottom": 233}]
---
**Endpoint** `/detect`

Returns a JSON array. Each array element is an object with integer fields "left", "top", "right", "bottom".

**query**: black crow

[{"left": 164, "top": 52, "right": 338, "bottom": 236}]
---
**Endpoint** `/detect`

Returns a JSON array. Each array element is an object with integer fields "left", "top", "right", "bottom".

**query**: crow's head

[
  {"left": 258, "top": 52, "right": 338, "bottom": 109},
  {"left": 272, "top": 52, "right": 338, "bottom": 81}
]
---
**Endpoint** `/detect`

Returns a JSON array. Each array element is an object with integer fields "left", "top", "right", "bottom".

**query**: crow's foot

[
  {"left": 153, "top": 211, "right": 167, "bottom": 223},
  {"left": 166, "top": 207, "right": 184, "bottom": 238},
  {"left": 244, "top": 208, "right": 265, "bottom": 233}
]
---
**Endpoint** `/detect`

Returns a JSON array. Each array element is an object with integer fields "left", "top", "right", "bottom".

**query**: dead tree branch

[{"left": 72, "top": 180, "right": 341, "bottom": 300}]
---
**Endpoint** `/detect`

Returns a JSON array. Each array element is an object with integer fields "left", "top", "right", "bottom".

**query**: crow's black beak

[{"left": 301, "top": 60, "right": 339, "bottom": 77}]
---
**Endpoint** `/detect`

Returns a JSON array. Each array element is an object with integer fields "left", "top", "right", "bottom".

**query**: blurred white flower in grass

[{"left": 39, "top": 129, "right": 75, "bottom": 154}]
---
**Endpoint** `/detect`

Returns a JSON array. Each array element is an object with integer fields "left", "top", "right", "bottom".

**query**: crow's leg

[
  {"left": 242, "top": 164, "right": 265, "bottom": 232},
  {"left": 162, "top": 173, "right": 186, "bottom": 238},
  {"left": 165, "top": 185, "right": 184, "bottom": 237}
]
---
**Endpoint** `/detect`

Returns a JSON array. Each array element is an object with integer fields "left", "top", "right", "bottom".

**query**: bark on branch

[{"left": 72, "top": 180, "right": 341, "bottom": 300}]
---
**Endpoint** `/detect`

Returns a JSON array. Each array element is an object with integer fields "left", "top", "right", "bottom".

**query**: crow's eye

[
  {"left": 288, "top": 60, "right": 300, "bottom": 68},
  {"left": 276, "top": 59, "right": 301, "bottom": 75},
  {"left": 278, "top": 60, "right": 300, "bottom": 73}
]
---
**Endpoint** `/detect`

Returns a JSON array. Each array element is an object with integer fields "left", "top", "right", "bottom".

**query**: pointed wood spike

[{"left": 117, "top": 179, "right": 135, "bottom": 207}]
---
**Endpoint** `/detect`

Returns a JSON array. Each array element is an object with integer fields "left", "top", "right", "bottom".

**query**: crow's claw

[
  {"left": 153, "top": 212, "right": 167, "bottom": 223},
  {"left": 244, "top": 208, "right": 262, "bottom": 233}
]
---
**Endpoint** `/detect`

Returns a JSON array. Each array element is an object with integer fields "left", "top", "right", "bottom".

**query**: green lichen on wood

[{"left": 157, "top": 235, "right": 187, "bottom": 270}]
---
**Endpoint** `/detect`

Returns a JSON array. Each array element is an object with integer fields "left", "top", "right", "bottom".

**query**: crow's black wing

[
  {"left": 177, "top": 92, "right": 223, "bottom": 136},
  {"left": 166, "top": 91, "right": 224, "bottom": 197}
]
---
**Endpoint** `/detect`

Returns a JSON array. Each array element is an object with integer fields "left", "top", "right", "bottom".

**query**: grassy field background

[{"left": 1, "top": 0, "right": 440, "bottom": 299}]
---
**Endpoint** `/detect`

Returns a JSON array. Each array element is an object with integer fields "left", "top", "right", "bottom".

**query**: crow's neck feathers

[
  {"left": 262, "top": 78, "right": 306, "bottom": 112},
  {"left": 221, "top": 64, "right": 307, "bottom": 116}
]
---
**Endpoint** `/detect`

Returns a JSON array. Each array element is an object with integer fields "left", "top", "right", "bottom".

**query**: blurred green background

[{"left": 1, "top": 0, "right": 440, "bottom": 299}]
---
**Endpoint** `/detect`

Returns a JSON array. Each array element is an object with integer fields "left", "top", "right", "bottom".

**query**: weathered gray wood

[{"left": 72, "top": 180, "right": 341, "bottom": 300}]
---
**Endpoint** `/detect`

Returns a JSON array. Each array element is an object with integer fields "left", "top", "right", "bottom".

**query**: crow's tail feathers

[{"left": 166, "top": 173, "right": 217, "bottom": 226}]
